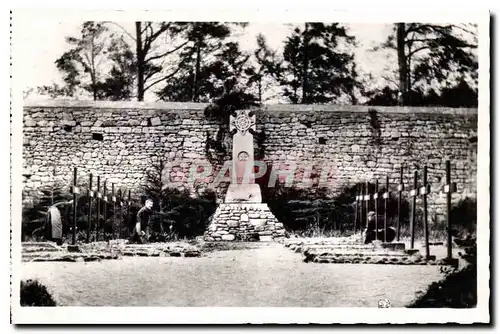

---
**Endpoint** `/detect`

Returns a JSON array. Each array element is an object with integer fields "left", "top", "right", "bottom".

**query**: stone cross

[{"left": 224, "top": 109, "right": 262, "bottom": 203}]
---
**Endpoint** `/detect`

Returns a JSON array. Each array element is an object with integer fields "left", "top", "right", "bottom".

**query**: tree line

[{"left": 36, "top": 22, "right": 478, "bottom": 107}]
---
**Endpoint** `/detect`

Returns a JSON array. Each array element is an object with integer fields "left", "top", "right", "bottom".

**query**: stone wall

[{"left": 22, "top": 100, "right": 477, "bottom": 223}]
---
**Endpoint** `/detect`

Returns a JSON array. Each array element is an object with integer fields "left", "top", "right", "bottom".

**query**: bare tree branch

[
  {"left": 143, "top": 65, "right": 183, "bottom": 92},
  {"left": 143, "top": 23, "right": 171, "bottom": 54},
  {"left": 408, "top": 45, "right": 432, "bottom": 58},
  {"left": 144, "top": 41, "right": 189, "bottom": 63},
  {"left": 144, "top": 67, "right": 162, "bottom": 81},
  {"left": 452, "top": 23, "right": 478, "bottom": 36},
  {"left": 381, "top": 74, "right": 399, "bottom": 86},
  {"left": 101, "top": 21, "right": 136, "bottom": 41}
]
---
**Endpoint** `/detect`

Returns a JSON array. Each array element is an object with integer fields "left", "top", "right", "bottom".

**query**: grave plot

[
  {"left": 285, "top": 238, "right": 459, "bottom": 266},
  {"left": 21, "top": 240, "right": 204, "bottom": 262},
  {"left": 118, "top": 242, "right": 202, "bottom": 258},
  {"left": 21, "top": 242, "right": 120, "bottom": 263},
  {"left": 283, "top": 160, "right": 462, "bottom": 268}
]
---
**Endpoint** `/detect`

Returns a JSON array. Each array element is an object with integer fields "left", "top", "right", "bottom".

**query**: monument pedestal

[
  {"left": 225, "top": 184, "right": 262, "bottom": 203},
  {"left": 204, "top": 108, "right": 285, "bottom": 242},
  {"left": 204, "top": 203, "right": 286, "bottom": 242}
]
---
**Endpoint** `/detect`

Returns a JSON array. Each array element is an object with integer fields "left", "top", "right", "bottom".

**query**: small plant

[{"left": 20, "top": 279, "right": 57, "bottom": 307}]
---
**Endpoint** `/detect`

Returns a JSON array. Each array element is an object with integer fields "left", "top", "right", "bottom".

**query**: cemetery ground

[{"left": 19, "top": 237, "right": 468, "bottom": 307}]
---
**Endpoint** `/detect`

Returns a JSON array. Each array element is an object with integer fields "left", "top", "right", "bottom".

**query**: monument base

[
  {"left": 225, "top": 184, "right": 262, "bottom": 203},
  {"left": 204, "top": 203, "right": 286, "bottom": 242}
]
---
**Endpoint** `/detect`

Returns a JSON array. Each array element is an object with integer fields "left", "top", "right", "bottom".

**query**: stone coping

[
  {"left": 309, "top": 255, "right": 451, "bottom": 266},
  {"left": 23, "top": 99, "right": 477, "bottom": 116},
  {"left": 21, "top": 241, "right": 203, "bottom": 262}
]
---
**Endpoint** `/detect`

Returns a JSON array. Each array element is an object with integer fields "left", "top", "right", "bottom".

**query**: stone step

[
  {"left": 22, "top": 247, "right": 61, "bottom": 253},
  {"left": 23, "top": 253, "right": 120, "bottom": 262},
  {"left": 309, "top": 255, "right": 449, "bottom": 266},
  {"left": 405, "top": 249, "right": 420, "bottom": 255},
  {"left": 380, "top": 242, "right": 406, "bottom": 251},
  {"left": 305, "top": 250, "right": 411, "bottom": 258}
]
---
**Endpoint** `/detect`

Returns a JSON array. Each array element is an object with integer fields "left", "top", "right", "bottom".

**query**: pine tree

[
  {"left": 269, "top": 23, "right": 360, "bottom": 104},
  {"left": 156, "top": 22, "right": 250, "bottom": 103},
  {"left": 40, "top": 22, "right": 138, "bottom": 100},
  {"left": 244, "top": 34, "right": 281, "bottom": 104},
  {"left": 376, "top": 23, "right": 478, "bottom": 105}
]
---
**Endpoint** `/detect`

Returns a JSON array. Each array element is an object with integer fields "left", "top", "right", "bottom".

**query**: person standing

[
  {"left": 45, "top": 200, "right": 73, "bottom": 246},
  {"left": 131, "top": 199, "right": 153, "bottom": 244}
]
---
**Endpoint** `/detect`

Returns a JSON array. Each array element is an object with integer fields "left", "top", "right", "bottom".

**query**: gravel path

[{"left": 21, "top": 244, "right": 444, "bottom": 307}]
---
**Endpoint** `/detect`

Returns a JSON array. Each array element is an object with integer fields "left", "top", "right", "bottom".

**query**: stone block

[
  {"left": 150, "top": 117, "right": 162, "bottom": 126},
  {"left": 227, "top": 220, "right": 239, "bottom": 228},
  {"left": 381, "top": 242, "right": 405, "bottom": 251},
  {"left": 249, "top": 218, "right": 267, "bottom": 227},
  {"left": 67, "top": 245, "right": 80, "bottom": 253},
  {"left": 259, "top": 236, "right": 273, "bottom": 242},
  {"left": 405, "top": 249, "right": 420, "bottom": 255},
  {"left": 221, "top": 234, "right": 235, "bottom": 241}
]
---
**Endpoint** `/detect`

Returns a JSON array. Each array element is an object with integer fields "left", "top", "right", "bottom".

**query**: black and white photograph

[{"left": 9, "top": 7, "right": 490, "bottom": 324}]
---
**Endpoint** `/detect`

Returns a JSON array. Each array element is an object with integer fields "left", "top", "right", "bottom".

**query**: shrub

[
  {"left": 22, "top": 182, "right": 136, "bottom": 242},
  {"left": 262, "top": 181, "right": 411, "bottom": 237},
  {"left": 451, "top": 197, "right": 477, "bottom": 236},
  {"left": 22, "top": 185, "right": 71, "bottom": 241},
  {"left": 407, "top": 241, "right": 477, "bottom": 308},
  {"left": 20, "top": 279, "right": 57, "bottom": 307}
]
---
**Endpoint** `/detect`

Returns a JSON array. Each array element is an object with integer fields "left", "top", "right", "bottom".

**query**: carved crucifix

[{"left": 225, "top": 109, "right": 262, "bottom": 203}]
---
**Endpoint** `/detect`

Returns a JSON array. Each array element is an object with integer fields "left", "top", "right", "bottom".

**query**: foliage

[
  {"left": 451, "top": 197, "right": 477, "bottom": 236},
  {"left": 267, "top": 23, "right": 361, "bottom": 104},
  {"left": 261, "top": 178, "right": 413, "bottom": 237},
  {"left": 157, "top": 23, "right": 252, "bottom": 103},
  {"left": 22, "top": 183, "right": 134, "bottom": 242},
  {"left": 143, "top": 159, "right": 217, "bottom": 239},
  {"left": 408, "top": 240, "right": 477, "bottom": 308},
  {"left": 375, "top": 23, "right": 478, "bottom": 105},
  {"left": 20, "top": 279, "right": 57, "bottom": 306},
  {"left": 365, "top": 80, "right": 478, "bottom": 107},
  {"left": 92, "top": 37, "right": 136, "bottom": 100},
  {"left": 22, "top": 185, "right": 72, "bottom": 240},
  {"left": 244, "top": 34, "right": 281, "bottom": 104},
  {"left": 133, "top": 22, "right": 190, "bottom": 101},
  {"left": 39, "top": 22, "right": 138, "bottom": 101}
]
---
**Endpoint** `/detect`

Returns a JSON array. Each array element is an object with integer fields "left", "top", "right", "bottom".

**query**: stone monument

[{"left": 204, "top": 109, "right": 286, "bottom": 242}]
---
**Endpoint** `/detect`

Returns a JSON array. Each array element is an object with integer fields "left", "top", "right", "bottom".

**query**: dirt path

[{"left": 21, "top": 244, "right": 444, "bottom": 307}]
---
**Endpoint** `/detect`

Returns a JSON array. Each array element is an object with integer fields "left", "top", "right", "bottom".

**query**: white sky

[{"left": 19, "top": 20, "right": 395, "bottom": 100}]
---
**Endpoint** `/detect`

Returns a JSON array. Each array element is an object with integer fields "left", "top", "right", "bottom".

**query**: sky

[{"left": 18, "top": 20, "right": 396, "bottom": 101}]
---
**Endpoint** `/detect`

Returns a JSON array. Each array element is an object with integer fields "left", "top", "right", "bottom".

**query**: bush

[
  {"left": 22, "top": 183, "right": 137, "bottom": 242},
  {"left": 22, "top": 185, "right": 72, "bottom": 241},
  {"left": 262, "top": 181, "right": 411, "bottom": 237},
  {"left": 451, "top": 197, "right": 477, "bottom": 236},
  {"left": 407, "top": 241, "right": 477, "bottom": 308},
  {"left": 20, "top": 279, "right": 57, "bottom": 307}
]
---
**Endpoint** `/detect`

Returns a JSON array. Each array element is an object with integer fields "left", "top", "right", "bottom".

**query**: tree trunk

[
  {"left": 91, "top": 74, "right": 97, "bottom": 101},
  {"left": 396, "top": 23, "right": 410, "bottom": 105},
  {"left": 258, "top": 77, "right": 262, "bottom": 104},
  {"left": 136, "top": 22, "right": 145, "bottom": 102},
  {"left": 301, "top": 23, "right": 310, "bottom": 104},
  {"left": 193, "top": 37, "right": 202, "bottom": 102}
]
